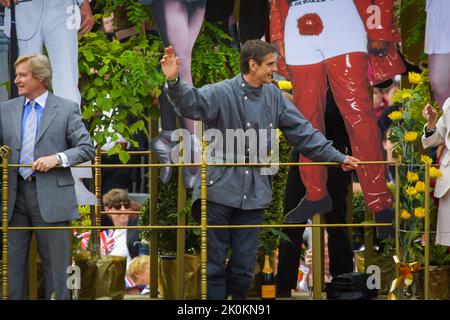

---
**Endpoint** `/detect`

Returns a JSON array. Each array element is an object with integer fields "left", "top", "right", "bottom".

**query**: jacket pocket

[{"left": 57, "top": 174, "right": 75, "bottom": 186}]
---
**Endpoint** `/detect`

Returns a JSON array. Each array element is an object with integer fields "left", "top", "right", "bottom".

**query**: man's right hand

[
  {"left": 422, "top": 103, "right": 438, "bottom": 130},
  {"left": 0, "top": 0, "right": 16, "bottom": 8},
  {"left": 341, "top": 155, "right": 359, "bottom": 172},
  {"left": 161, "top": 46, "right": 180, "bottom": 81}
]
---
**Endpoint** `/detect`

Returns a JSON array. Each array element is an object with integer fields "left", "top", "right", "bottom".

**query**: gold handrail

[{"left": 2, "top": 148, "right": 432, "bottom": 301}]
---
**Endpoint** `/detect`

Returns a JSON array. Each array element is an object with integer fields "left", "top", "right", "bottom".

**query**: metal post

[
  {"left": 176, "top": 167, "right": 186, "bottom": 299},
  {"left": 149, "top": 120, "right": 159, "bottom": 298},
  {"left": 312, "top": 214, "right": 323, "bottom": 299},
  {"left": 1, "top": 145, "right": 11, "bottom": 300},
  {"left": 200, "top": 138, "right": 207, "bottom": 300},
  {"left": 424, "top": 162, "right": 430, "bottom": 300},
  {"left": 93, "top": 146, "right": 102, "bottom": 255},
  {"left": 395, "top": 161, "right": 401, "bottom": 280}
]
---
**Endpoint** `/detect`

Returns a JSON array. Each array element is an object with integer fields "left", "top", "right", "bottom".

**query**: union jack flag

[
  {"left": 77, "top": 232, "right": 91, "bottom": 251},
  {"left": 125, "top": 275, "right": 136, "bottom": 289},
  {"left": 100, "top": 229, "right": 116, "bottom": 255}
]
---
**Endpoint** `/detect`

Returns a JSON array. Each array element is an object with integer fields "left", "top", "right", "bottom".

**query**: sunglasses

[{"left": 111, "top": 201, "right": 131, "bottom": 210}]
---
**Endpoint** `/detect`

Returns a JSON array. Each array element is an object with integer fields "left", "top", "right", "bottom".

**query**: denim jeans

[{"left": 206, "top": 201, "right": 264, "bottom": 300}]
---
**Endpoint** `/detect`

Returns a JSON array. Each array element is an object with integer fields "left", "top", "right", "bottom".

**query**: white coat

[{"left": 422, "top": 97, "right": 450, "bottom": 246}]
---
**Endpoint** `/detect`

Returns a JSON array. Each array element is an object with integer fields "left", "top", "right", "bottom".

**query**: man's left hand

[
  {"left": 79, "top": 0, "right": 94, "bottom": 35},
  {"left": 341, "top": 155, "right": 359, "bottom": 172},
  {"left": 32, "top": 155, "right": 60, "bottom": 172}
]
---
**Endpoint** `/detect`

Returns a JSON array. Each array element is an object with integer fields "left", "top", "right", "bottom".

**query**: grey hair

[{"left": 15, "top": 53, "right": 53, "bottom": 90}]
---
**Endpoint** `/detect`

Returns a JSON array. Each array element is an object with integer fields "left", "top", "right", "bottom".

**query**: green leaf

[
  {"left": 93, "top": 78, "right": 104, "bottom": 87},
  {"left": 106, "top": 143, "right": 121, "bottom": 156},
  {"left": 129, "top": 120, "right": 145, "bottom": 133},
  {"left": 270, "top": 228, "right": 291, "bottom": 242},
  {"left": 86, "top": 88, "right": 96, "bottom": 100},
  {"left": 98, "top": 64, "right": 110, "bottom": 77},
  {"left": 119, "top": 150, "right": 131, "bottom": 164},
  {"left": 82, "top": 50, "right": 95, "bottom": 62}
]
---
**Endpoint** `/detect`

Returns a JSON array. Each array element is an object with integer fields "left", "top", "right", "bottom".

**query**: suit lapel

[
  {"left": 35, "top": 93, "right": 59, "bottom": 144},
  {"left": 12, "top": 97, "right": 26, "bottom": 144}
]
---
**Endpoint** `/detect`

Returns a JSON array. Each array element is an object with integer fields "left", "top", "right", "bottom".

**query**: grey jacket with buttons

[{"left": 164, "top": 74, "right": 346, "bottom": 211}]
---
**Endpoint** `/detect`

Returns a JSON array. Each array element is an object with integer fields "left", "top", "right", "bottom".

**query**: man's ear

[{"left": 248, "top": 58, "right": 257, "bottom": 72}]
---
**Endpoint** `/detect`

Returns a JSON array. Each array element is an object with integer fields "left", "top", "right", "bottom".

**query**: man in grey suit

[{"left": 0, "top": 53, "right": 95, "bottom": 299}]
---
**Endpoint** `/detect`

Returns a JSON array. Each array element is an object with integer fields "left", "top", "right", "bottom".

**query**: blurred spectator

[
  {"left": 87, "top": 189, "right": 142, "bottom": 267},
  {"left": 383, "top": 82, "right": 400, "bottom": 107},
  {"left": 373, "top": 87, "right": 387, "bottom": 119},
  {"left": 378, "top": 105, "right": 400, "bottom": 183},
  {"left": 126, "top": 255, "right": 150, "bottom": 295}
]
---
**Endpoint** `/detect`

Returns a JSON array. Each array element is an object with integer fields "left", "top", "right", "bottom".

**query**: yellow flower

[
  {"left": 405, "top": 186, "right": 417, "bottom": 196},
  {"left": 408, "top": 72, "right": 422, "bottom": 85},
  {"left": 392, "top": 89, "right": 412, "bottom": 103},
  {"left": 403, "top": 131, "right": 418, "bottom": 142},
  {"left": 420, "top": 154, "right": 433, "bottom": 165},
  {"left": 278, "top": 80, "right": 292, "bottom": 91},
  {"left": 400, "top": 209, "right": 411, "bottom": 220},
  {"left": 402, "top": 92, "right": 411, "bottom": 99},
  {"left": 414, "top": 207, "right": 426, "bottom": 219},
  {"left": 388, "top": 111, "right": 403, "bottom": 121},
  {"left": 429, "top": 167, "right": 443, "bottom": 179},
  {"left": 415, "top": 181, "right": 426, "bottom": 193},
  {"left": 407, "top": 171, "right": 419, "bottom": 183}
]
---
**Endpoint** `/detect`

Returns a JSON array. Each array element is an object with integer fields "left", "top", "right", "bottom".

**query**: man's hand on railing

[
  {"left": 32, "top": 155, "right": 60, "bottom": 172},
  {"left": 341, "top": 155, "right": 359, "bottom": 172}
]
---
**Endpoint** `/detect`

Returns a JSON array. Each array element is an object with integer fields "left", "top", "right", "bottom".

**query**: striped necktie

[{"left": 19, "top": 100, "right": 38, "bottom": 179}]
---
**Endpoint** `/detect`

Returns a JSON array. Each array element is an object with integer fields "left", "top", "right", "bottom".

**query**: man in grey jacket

[
  {"left": 0, "top": 53, "right": 95, "bottom": 299},
  {"left": 161, "top": 39, "right": 358, "bottom": 299}
]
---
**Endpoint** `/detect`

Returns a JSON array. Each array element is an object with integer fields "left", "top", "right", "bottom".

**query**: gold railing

[{"left": 0, "top": 143, "right": 433, "bottom": 300}]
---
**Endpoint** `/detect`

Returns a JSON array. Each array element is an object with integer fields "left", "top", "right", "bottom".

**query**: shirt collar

[
  {"left": 234, "top": 74, "right": 263, "bottom": 99},
  {"left": 25, "top": 90, "right": 48, "bottom": 109}
]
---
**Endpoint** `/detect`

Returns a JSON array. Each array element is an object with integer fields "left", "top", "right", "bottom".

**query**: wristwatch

[{"left": 55, "top": 154, "right": 62, "bottom": 165}]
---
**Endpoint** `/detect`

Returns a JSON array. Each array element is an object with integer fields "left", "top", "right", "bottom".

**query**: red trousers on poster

[{"left": 288, "top": 52, "right": 393, "bottom": 213}]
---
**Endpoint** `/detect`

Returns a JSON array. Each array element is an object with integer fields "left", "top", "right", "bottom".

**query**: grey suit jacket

[{"left": 0, "top": 93, "right": 95, "bottom": 223}]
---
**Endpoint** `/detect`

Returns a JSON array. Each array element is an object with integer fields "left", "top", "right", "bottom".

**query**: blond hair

[
  {"left": 15, "top": 53, "right": 53, "bottom": 91},
  {"left": 127, "top": 255, "right": 150, "bottom": 282}
]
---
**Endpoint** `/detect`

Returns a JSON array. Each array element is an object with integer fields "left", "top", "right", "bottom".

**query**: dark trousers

[
  {"left": 206, "top": 201, "right": 264, "bottom": 300},
  {"left": 8, "top": 178, "right": 71, "bottom": 300},
  {"left": 276, "top": 151, "right": 353, "bottom": 291}
]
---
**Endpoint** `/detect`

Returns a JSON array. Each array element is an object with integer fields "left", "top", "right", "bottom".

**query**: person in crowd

[
  {"left": 126, "top": 255, "right": 151, "bottom": 295},
  {"left": 422, "top": 100, "right": 450, "bottom": 246},
  {"left": 383, "top": 82, "right": 400, "bottom": 107},
  {"left": 373, "top": 87, "right": 387, "bottom": 119},
  {"left": 100, "top": 188, "right": 141, "bottom": 266},
  {"left": 161, "top": 39, "right": 359, "bottom": 299},
  {"left": 0, "top": 53, "right": 95, "bottom": 299}
]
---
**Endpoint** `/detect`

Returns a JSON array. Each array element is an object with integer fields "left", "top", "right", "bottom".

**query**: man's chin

[{"left": 263, "top": 77, "right": 273, "bottom": 84}]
